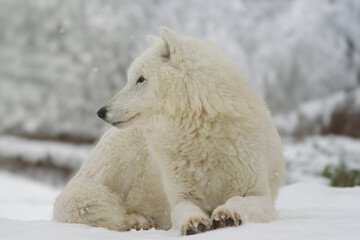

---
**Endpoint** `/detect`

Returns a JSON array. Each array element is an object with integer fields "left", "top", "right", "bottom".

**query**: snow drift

[{"left": 1, "top": 171, "right": 360, "bottom": 240}]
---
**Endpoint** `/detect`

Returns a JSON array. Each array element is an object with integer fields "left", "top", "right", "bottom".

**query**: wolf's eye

[{"left": 136, "top": 76, "right": 146, "bottom": 84}]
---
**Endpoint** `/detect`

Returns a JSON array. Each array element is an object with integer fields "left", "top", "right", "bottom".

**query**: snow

[
  {"left": 1, "top": 1, "right": 359, "bottom": 238},
  {"left": 0, "top": 135, "right": 92, "bottom": 169},
  {"left": 1, "top": 134, "right": 360, "bottom": 239},
  {"left": 274, "top": 88, "right": 360, "bottom": 137},
  {"left": 1, "top": 134, "right": 358, "bottom": 186},
  {"left": 284, "top": 135, "right": 360, "bottom": 184},
  {"left": 1, "top": 172, "right": 360, "bottom": 240},
  {"left": 1, "top": 0, "right": 359, "bottom": 140},
  {"left": 0, "top": 171, "right": 60, "bottom": 221}
]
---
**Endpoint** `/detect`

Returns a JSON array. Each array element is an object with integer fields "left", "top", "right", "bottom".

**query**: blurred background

[{"left": 0, "top": 0, "right": 359, "bottom": 220}]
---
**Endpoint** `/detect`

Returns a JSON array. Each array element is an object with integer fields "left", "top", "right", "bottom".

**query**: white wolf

[{"left": 54, "top": 28, "right": 285, "bottom": 235}]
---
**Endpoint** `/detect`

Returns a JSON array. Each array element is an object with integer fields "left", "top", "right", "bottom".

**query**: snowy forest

[{"left": 1, "top": 0, "right": 360, "bottom": 239}]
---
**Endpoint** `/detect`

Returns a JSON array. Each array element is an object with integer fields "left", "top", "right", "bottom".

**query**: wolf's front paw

[
  {"left": 127, "top": 213, "right": 155, "bottom": 230},
  {"left": 180, "top": 216, "right": 212, "bottom": 235},
  {"left": 211, "top": 205, "right": 242, "bottom": 229}
]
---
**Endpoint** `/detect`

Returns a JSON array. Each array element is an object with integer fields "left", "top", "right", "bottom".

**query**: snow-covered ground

[
  {"left": 1, "top": 170, "right": 360, "bottom": 240},
  {"left": 284, "top": 135, "right": 360, "bottom": 184},
  {"left": 0, "top": 134, "right": 359, "bottom": 239},
  {"left": 1, "top": 134, "right": 359, "bottom": 186},
  {"left": 0, "top": 172, "right": 60, "bottom": 221},
  {"left": 1, "top": 135, "right": 360, "bottom": 239},
  {"left": 1, "top": 1, "right": 359, "bottom": 238},
  {"left": 0, "top": 135, "right": 93, "bottom": 186},
  {"left": 0, "top": 136, "right": 91, "bottom": 169}
]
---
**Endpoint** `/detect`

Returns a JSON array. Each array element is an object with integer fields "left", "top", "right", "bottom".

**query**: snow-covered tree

[{"left": 0, "top": 0, "right": 359, "bottom": 140}]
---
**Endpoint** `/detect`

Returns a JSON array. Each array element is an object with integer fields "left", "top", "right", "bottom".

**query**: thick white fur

[
  {"left": 53, "top": 28, "right": 285, "bottom": 235},
  {"left": 53, "top": 128, "right": 171, "bottom": 230}
]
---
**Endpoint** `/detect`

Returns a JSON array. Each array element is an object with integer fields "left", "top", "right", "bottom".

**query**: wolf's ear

[
  {"left": 146, "top": 35, "right": 162, "bottom": 47},
  {"left": 146, "top": 33, "right": 170, "bottom": 58},
  {"left": 159, "top": 27, "right": 181, "bottom": 58}
]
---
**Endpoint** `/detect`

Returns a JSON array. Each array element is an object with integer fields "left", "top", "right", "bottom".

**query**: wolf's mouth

[
  {"left": 111, "top": 121, "right": 126, "bottom": 126},
  {"left": 111, "top": 113, "right": 141, "bottom": 126}
]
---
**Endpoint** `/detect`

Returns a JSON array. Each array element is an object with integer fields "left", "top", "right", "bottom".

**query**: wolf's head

[{"left": 97, "top": 27, "right": 243, "bottom": 129}]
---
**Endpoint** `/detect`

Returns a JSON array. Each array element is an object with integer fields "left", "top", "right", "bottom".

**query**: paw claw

[
  {"left": 181, "top": 216, "right": 211, "bottom": 235},
  {"left": 211, "top": 207, "right": 242, "bottom": 229},
  {"left": 198, "top": 223, "right": 206, "bottom": 232},
  {"left": 212, "top": 219, "right": 221, "bottom": 229},
  {"left": 186, "top": 229, "right": 196, "bottom": 235},
  {"left": 127, "top": 213, "right": 155, "bottom": 231},
  {"left": 225, "top": 217, "right": 234, "bottom": 226}
]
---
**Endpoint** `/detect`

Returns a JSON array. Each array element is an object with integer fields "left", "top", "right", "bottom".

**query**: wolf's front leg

[
  {"left": 160, "top": 169, "right": 212, "bottom": 234},
  {"left": 211, "top": 195, "right": 276, "bottom": 229},
  {"left": 171, "top": 200, "right": 212, "bottom": 235}
]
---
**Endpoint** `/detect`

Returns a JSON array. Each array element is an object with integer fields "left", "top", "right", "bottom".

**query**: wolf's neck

[
  {"left": 149, "top": 109, "right": 211, "bottom": 135},
  {"left": 142, "top": 111, "right": 222, "bottom": 160}
]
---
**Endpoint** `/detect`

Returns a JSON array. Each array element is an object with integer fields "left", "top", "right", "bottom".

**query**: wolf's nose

[{"left": 97, "top": 107, "right": 107, "bottom": 119}]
